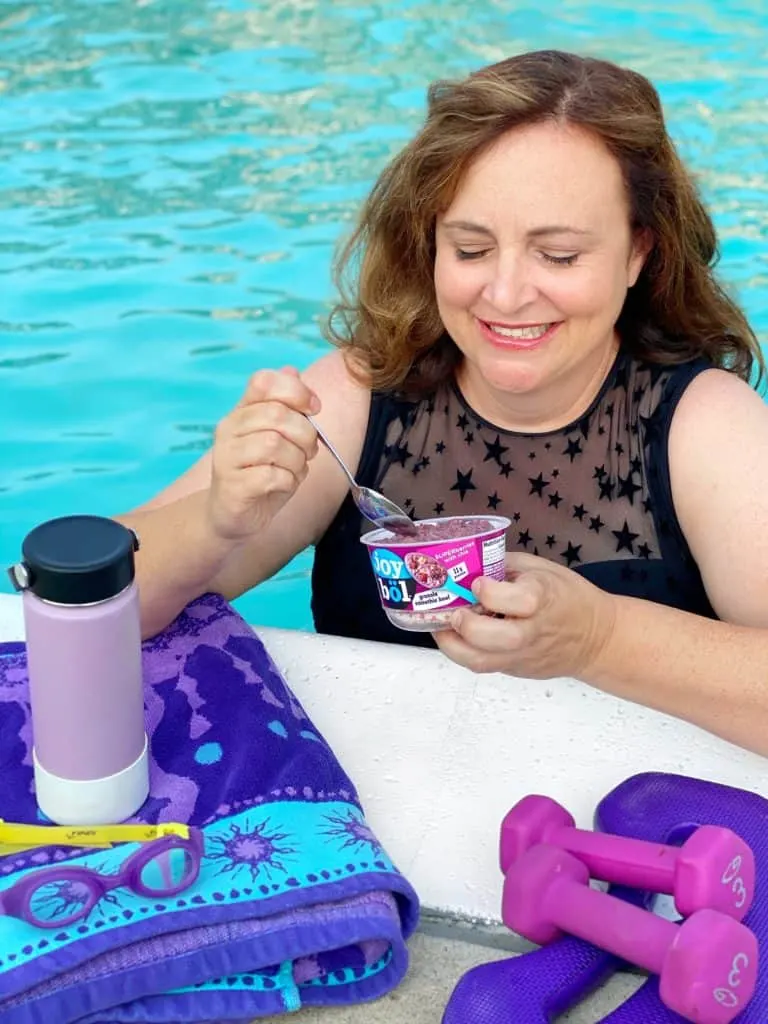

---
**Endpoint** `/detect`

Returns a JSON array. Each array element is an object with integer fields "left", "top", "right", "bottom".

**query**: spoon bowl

[{"left": 307, "top": 415, "right": 417, "bottom": 535}]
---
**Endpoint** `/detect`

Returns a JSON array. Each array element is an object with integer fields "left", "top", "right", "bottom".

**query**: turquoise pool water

[{"left": 1, "top": 0, "right": 767, "bottom": 630}]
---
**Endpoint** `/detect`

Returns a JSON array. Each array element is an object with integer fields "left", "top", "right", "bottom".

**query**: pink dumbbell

[
  {"left": 503, "top": 844, "right": 758, "bottom": 1024},
  {"left": 500, "top": 795, "right": 755, "bottom": 920}
]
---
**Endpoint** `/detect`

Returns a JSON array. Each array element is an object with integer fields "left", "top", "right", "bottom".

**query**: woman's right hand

[{"left": 206, "top": 367, "right": 321, "bottom": 542}]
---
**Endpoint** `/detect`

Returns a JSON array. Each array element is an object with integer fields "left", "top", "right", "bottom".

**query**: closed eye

[
  {"left": 455, "top": 248, "right": 490, "bottom": 261},
  {"left": 541, "top": 252, "right": 579, "bottom": 266}
]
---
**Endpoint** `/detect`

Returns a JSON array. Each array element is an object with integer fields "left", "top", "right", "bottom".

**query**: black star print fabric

[{"left": 312, "top": 349, "right": 718, "bottom": 648}]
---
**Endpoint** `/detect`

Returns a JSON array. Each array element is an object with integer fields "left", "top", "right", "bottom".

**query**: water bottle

[{"left": 7, "top": 515, "right": 149, "bottom": 825}]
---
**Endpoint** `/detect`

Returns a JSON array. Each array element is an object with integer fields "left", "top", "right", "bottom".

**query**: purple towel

[{"left": 0, "top": 593, "right": 419, "bottom": 1022}]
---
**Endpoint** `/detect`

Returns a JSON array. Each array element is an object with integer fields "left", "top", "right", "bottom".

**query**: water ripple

[{"left": 0, "top": 0, "right": 766, "bottom": 630}]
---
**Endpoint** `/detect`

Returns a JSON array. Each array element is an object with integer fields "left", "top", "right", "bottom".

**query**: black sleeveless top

[{"left": 311, "top": 349, "right": 716, "bottom": 648}]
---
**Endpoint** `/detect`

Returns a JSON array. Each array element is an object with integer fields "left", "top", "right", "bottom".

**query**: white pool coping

[{"left": 2, "top": 592, "right": 766, "bottom": 928}]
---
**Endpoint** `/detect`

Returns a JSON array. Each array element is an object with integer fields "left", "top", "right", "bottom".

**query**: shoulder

[
  {"left": 669, "top": 366, "right": 767, "bottom": 455},
  {"left": 301, "top": 348, "right": 370, "bottom": 401},
  {"left": 667, "top": 367, "right": 768, "bottom": 624},
  {"left": 301, "top": 348, "right": 372, "bottom": 425},
  {"left": 302, "top": 348, "right": 430, "bottom": 431},
  {"left": 668, "top": 365, "right": 768, "bottom": 523},
  {"left": 300, "top": 348, "right": 375, "bottom": 476}
]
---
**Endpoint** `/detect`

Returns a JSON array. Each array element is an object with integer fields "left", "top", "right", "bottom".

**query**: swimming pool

[{"left": 1, "top": 0, "right": 766, "bottom": 630}]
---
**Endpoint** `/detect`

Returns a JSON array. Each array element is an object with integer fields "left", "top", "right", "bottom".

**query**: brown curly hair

[{"left": 325, "top": 49, "right": 763, "bottom": 393}]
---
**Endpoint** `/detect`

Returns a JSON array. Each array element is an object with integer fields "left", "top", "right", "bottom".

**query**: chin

[{"left": 478, "top": 356, "right": 547, "bottom": 394}]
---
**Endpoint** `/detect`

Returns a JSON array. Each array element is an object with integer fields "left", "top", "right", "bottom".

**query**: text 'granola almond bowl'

[{"left": 360, "top": 515, "right": 511, "bottom": 631}]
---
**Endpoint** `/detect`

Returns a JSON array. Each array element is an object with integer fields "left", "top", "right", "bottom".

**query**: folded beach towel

[{"left": 0, "top": 593, "right": 419, "bottom": 1023}]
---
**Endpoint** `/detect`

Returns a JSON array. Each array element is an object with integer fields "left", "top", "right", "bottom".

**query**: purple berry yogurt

[{"left": 360, "top": 515, "right": 511, "bottom": 631}]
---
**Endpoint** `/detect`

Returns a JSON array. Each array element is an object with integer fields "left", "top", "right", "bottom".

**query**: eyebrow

[
  {"left": 528, "top": 225, "right": 595, "bottom": 239},
  {"left": 441, "top": 220, "right": 594, "bottom": 239}
]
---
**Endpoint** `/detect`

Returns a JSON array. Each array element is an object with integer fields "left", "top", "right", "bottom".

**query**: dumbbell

[
  {"left": 502, "top": 844, "right": 758, "bottom": 1024},
  {"left": 500, "top": 794, "right": 754, "bottom": 920}
]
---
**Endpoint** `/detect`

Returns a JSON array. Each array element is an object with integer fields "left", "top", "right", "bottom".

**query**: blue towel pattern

[{"left": 0, "top": 594, "right": 419, "bottom": 1022}]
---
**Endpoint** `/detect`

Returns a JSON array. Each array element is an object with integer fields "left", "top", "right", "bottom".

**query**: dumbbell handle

[
  {"left": 551, "top": 828, "right": 683, "bottom": 890},
  {"left": 542, "top": 873, "right": 674, "bottom": 974},
  {"left": 501, "top": 800, "right": 754, "bottom": 919}
]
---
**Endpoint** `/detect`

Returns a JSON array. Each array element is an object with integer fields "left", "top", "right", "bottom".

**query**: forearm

[
  {"left": 117, "top": 489, "right": 242, "bottom": 640},
  {"left": 588, "top": 595, "right": 768, "bottom": 756}
]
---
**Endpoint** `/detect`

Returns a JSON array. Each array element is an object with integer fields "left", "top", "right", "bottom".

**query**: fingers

[
  {"left": 236, "top": 434, "right": 311, "bottom": 479},
  {"left": 433, "top": 626, "right": 517, "bottom": 674},
  {"left": 226, "top": 402, "right": 319, "bottom": 455},
  {"left": 214, "top": 422, "right": 313, "bottom": 489},
  {"left": 217, "top": 368, "right": 321, "bottom": 474},
  {"left": 239, "top": 367, "right": 320, "bottom": 415},
  {"left": 438, "top": 571, "right": 546, "bottom": 662},
  {"left": 448, "top": 604, "right": 532, "bottom": 655},
  {"left": 472, "top": 571, "right": 545, "bottom": 618},
  {"left": 235, "top": 462, "right": 308, "bottom": 498},
  {"left": 205, "top": 367, "right": 324, "bottom": 541}
]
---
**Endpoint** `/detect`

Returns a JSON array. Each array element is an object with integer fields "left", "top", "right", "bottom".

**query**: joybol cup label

[
  {"left": 361, "top": 516, "right": 510, "bottom": 629},
  {"left": 370, "top": 548, "right": 418, "bottom": 606}
]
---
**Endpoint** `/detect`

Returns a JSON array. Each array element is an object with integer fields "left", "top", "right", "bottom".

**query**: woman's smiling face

[{"left": 434, "top": 120, "right": 649, "bottom": 407}]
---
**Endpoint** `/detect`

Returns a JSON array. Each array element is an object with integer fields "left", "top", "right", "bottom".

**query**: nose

[{"left": 481, "top": 253, "right": 539, "bottom": 314}]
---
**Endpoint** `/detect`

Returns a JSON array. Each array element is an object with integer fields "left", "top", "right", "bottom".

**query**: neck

[{"left": 456, "top": 336, "right": 620, "bottom": 433}]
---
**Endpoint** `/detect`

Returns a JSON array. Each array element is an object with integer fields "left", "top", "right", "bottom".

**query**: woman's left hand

[{"left": 434, "top": 552, "right": 617, "bottom": 680}]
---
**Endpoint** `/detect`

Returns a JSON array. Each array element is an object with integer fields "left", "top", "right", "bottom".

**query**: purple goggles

[{"left": 0, "top": 828, "right": 204, "bottom": 929}]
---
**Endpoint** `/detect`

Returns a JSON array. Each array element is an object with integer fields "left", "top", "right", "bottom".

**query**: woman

[{"left": 122, "top": 51, "right": 768, "bottom": 755}]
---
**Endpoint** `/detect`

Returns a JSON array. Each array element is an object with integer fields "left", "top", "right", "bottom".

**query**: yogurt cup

[{"left": 360, "top": 515, "right": 511, "bottom": 632}]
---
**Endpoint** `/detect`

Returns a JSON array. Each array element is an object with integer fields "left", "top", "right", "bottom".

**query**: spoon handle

[{"left": 306, "top": 415, "right": 357, "bottom": 489}]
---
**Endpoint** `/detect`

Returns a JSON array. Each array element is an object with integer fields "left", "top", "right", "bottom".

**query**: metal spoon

[{"left": 306, "top": 414, "right": 417, "bottom": 535}]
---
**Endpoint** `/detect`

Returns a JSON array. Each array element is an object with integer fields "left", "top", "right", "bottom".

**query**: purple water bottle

[{"left": 7, "top": 515, "right": 149, "bottom": 825}]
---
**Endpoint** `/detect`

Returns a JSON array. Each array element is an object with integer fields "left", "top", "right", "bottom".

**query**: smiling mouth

[{"left": 482, "top": 321, "right": 555, "bottom": 340}]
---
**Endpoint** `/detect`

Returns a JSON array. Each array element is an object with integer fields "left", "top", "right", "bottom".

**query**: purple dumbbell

[
  {"left": 503, "top": 844, "right": 758, "bottom": 1024},
  {"left": 500, "top": 794, "right": 754, "bottom": 920}
]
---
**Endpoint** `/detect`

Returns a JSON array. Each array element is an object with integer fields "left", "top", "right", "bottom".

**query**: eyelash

[
  {"left": 543, "top": 252, "right": 579, "bottom": 266},
  {"left": 454, "top": 248, "right": 579, "bottom": 266}
]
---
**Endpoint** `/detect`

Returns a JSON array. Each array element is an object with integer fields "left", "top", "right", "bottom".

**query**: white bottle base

[{"left": 33, "top": 735, "right": 150, "bottom": 825}]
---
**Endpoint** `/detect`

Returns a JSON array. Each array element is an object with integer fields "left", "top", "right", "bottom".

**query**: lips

[
  {"left": 477, "top": 318, "right": 562, "bottom": 350},
  {"left": 484, "top": 321, "right": 553, "bottom": 339}
]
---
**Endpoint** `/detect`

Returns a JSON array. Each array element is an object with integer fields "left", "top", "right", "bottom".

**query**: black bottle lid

[{"left": 9, "top": 515, "right": 140, "bottom": 605}]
